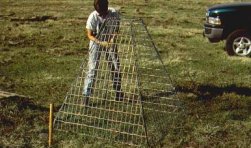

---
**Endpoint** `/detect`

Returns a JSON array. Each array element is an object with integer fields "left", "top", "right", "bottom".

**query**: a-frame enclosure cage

[{"left": 54, "top": 18, "right": 181, "bottom": 147}]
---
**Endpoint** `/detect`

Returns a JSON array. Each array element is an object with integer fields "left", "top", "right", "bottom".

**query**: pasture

[{"left": 0, "top": 0, "right": 251, "bottom": 147}]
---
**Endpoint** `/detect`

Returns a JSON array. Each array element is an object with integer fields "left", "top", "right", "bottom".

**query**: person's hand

[
  {"left": 99, "top": 41, "right": 110, "bottom": 47},
  {"left": 95, "top": 39, "right": 111, "bottom": 48}
]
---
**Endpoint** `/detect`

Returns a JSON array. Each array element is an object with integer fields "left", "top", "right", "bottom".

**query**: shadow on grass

[
  {"left": 0, "top": 96, "right": 48, "bottom": 111},
  {"left": 0, "top": 96, "right": 49, "bottom": 140},
  {"left": 176, "top": 84, "right": 251, "bottom": 100}
]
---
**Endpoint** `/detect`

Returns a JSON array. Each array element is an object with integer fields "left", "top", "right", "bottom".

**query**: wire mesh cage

[{"left": 54, "top": 17, "right": 181, "bottom": 147}]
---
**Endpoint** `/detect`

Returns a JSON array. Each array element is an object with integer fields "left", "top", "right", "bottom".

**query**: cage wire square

[{"left": 54, "top": 18, "right": 182, "bottom": 147}]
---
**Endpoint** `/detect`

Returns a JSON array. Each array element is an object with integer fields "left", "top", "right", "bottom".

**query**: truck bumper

[{"left": 203, "top": 26, "right": 223, "bottom": 43}]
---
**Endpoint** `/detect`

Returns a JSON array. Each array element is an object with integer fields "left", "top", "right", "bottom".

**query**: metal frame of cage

[{"left": 54, "top": 17, "right": 181, "bottom": 147}]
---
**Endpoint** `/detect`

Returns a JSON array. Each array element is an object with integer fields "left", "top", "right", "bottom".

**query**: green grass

[{"left": 1, "top": 0, "right": 251, "bottom": 147}]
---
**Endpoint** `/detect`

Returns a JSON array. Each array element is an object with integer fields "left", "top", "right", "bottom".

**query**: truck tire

[{"left": 226, "top": 29, "right": 251, "bottom": 56}]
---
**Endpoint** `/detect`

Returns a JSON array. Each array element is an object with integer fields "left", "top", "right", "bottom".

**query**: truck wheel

[{"left": 226, "top": 29, "right": 251, "bottom": 57}]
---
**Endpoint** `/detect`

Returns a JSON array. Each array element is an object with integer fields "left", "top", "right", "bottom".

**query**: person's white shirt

[{"left": 86, "top": 7, "right": 119, "bottom": 49}]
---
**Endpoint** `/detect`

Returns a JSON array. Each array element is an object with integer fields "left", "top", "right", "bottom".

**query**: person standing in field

[{"left": 82, "top": 0, "right": 123, "bottom": 105}]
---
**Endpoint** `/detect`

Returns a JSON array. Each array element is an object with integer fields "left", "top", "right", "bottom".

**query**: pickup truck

[{"left": 204, "top": 2, "right": 251, "bottom": 57}]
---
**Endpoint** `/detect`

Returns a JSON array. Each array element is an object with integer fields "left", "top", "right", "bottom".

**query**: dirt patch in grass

[{"left": 10, "top": 15, "right": 57, "bottom": 22}]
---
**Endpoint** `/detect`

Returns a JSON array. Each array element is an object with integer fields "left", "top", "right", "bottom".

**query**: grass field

[{"left": 1, "top": 0, "right": 251, "bottom": 147}]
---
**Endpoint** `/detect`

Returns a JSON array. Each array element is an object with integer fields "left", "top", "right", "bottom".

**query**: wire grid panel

[{"left": 54, "top": 18, "right": 181, "bottom": 147}]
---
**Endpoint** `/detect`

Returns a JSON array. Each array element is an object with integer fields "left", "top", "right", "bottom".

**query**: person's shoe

[{"left": 115, "top": 92, "right": 124, "bottom": 101}]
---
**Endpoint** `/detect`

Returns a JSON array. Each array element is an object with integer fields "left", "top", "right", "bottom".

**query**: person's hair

[{"left": 94, "top": 0, "right": 108, "bottom": 16}]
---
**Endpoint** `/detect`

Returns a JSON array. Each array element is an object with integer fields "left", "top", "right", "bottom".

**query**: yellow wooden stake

[{"left": 49, "top": 103, "right": 53, "bottom": 147}]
